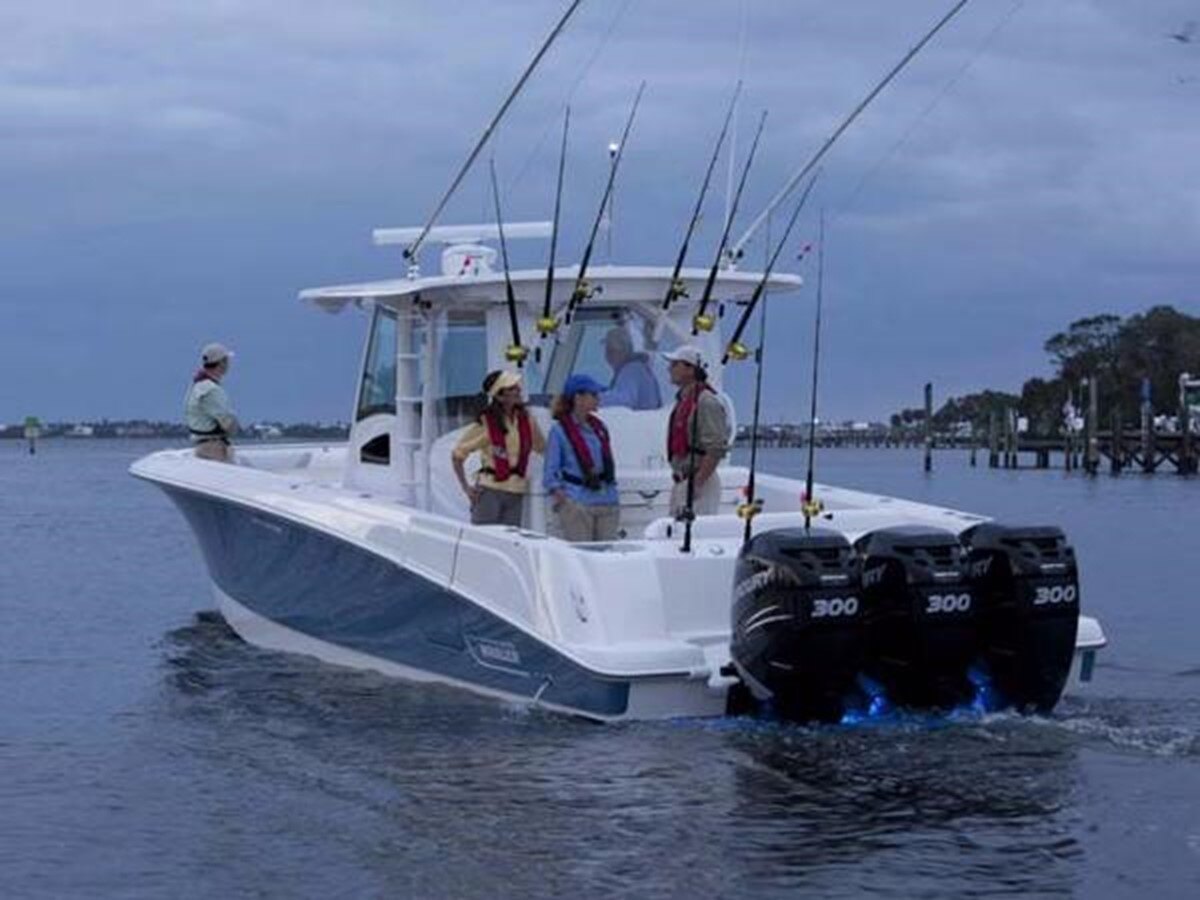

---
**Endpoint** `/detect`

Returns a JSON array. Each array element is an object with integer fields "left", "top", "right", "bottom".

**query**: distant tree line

[{"left": 891, "top": 305, "right": 1200, "bottom": 438}]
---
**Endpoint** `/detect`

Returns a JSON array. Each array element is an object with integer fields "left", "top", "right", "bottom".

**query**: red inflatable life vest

[
  {"left": 557, "top": 413, "right": 614, "bottom": 489},
  {"left": 667, "top": 383, "right": 715, "bottom": 459},
  {"left": 483, "top": 407, "right": 533, "bottom": 481}
]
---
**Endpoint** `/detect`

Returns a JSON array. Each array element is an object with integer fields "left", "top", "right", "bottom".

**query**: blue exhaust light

[
  {"left": 839, "top": 675, "right": 892, "bottom": 725},
  {"left": 967, "top": 664, "right": 1000, "bottom": 714}
]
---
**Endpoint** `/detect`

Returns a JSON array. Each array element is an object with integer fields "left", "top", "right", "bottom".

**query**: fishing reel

[
  {"left": 726, "top": 340, "right": 751, "bottom": 362},
  {"left": 667, "top": 278, "right": 689, "bottom": 303},
  {"left": 692, "top": 312, "right": 716, "bottom": 333},
  {"left": 505, "top": 344, "right": 530, "bottom": 365},
  {"left": 801, "top": 493, "right": 824, "bottom": 518},
  {"left": 536, "top": 316, "right": 559, "bottom": 336},
  {"left": 572, "top": 279, "right": 600, "bottom": 306},
  {"left": 736, "top": 495, "right": 764, "bottom": 521}
]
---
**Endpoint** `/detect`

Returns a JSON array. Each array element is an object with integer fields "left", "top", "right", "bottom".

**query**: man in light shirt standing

[
  {"left": 663, "top": 345, "right": 728, "bottom": 517},
  {"left": 186, "top": 342, "right": 239, "bottom": 462}
]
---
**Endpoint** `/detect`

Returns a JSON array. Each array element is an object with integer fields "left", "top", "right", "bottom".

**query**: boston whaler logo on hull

[{"left": 466, "top": 636, "right": 526, "bottom": 675}]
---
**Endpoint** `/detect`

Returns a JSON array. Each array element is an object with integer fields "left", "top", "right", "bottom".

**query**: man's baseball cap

[
  {"left": 201, "top": 343, "right": 234, "bottom": 366},
  {"left": 661, "top": 345, "right": 705, "bottom": 369}
]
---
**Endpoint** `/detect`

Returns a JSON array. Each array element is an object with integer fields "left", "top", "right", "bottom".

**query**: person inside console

[
  {"left": 544, "top": 374, "right": 621, "bottom": 542},
  {"left": 601, "top": 325, "right": 661, "bottom": 410},
  {"left": 452, "top": 370, "right": 545, "bottom": 527}
]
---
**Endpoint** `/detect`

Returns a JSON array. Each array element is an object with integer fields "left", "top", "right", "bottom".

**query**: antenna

[
  {"left": 731, "top": 0, "right": 973, "bottom": 259},
  {"left": 722, "top": 170, "right": 820, "bottom": 365},
  {"left": 488, "top": 158, "right": 527, "bottom": 366},
  {"left": 405, "top": 0, "right": 587, "bottom": 263},
  {"left": 693, "top": 109, "right": 767, "bottom": 335},
  {"left": 564, "top": 81, "right": 646, "bottom": 323},
  {"left": 661, "top": 82, "right": 742, "bottom": 312},
  {"left": 538, "top": 107, "right": 571, "bottom": 338}
]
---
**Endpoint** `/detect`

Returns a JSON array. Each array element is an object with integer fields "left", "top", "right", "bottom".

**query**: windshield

[{"left": 540, "top": 306, "right": 675, "bottom": 410}]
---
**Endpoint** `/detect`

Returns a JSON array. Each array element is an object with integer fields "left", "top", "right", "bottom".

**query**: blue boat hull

[{"left": 163, "top": 486, "right": 633, "bottom": 718}]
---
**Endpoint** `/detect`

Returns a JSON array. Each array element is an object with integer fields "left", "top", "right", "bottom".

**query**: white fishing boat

[
  {"left": 131, "top": 0, "right": 1107, "bottom": 722},
  {"left": 131, "top": 225, "right": 1106, "bottom": 721}
]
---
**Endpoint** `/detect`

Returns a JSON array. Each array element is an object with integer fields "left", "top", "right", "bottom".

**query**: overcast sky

[{"left": 2, "top": 0, "right": 1198, "bottom": 425}]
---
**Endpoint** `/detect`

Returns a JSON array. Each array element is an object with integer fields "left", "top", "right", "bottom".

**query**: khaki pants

[
  {"left": 670, "top": 472, "right": 722, "bottom": 518},
  {"left": 194, "top": 440, "right": 231, "bottom": 463},
  {"left": 472, "top": 486, "right": 524, "bottom": 527},
  {"left": 556, "top": 499, "right": 620, "bottom": 542}
]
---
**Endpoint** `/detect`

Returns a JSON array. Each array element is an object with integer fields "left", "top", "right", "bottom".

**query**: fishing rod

[
  {"left": 661, "top": 82, "right": 742, "bottom": 312},
  {"left": 721, "top": 170, "right": 820, "bottom": 365},
  {"left": 488, "top": 158, "right": 527, "bottom": 366},
  {"left": 692, "top": 109, "right": 767, "bottom": 335},
  {"left": 803, "top": 212, "right": 827, "bottom": 531},
  {"left": 405, "top": 0, "right": 587, "bottom": 264},
  {"left": 737, "top": 281, "right": 770, "bottom": 545},
  {"left": 537, "top": 107, "right": 571, "bottom": 338},
  {"left": 564, "top": 81, "right": 646, "bottom": 323},
  {"left": 730, "top": 0, "right": 973, "bottom": 260},
  {"left": 679, "top": 377, "right": 703, "bottom": 555}
]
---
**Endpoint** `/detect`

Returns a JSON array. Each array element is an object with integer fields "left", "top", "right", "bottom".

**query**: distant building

[{"left": 251, "top": 423, "right": 285, "bottom": 439}]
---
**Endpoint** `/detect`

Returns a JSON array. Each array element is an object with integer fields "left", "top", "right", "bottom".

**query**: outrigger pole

[
  {"left": 729, "top": 0, "right": 972, "bottom": 260},
  {"left": 661, "top": 82, "right": 742, "bottom": 312},
  {"left": 488, "top": 158, "right": 527, "bottom": 366},
  {"left": 565, "top": 81, "right": 646, "bottom": 324},
  {"left": 721, "top": 171, "right": 820, "bottom": 365},
  {"left": 692, "top": 110, "right": 767, "bottom": 336},
  {"left": 538, "top": 107, "right": 572, "bottom": 338},
  {"left": 405, "top": 0, "right": 587, "bottom": 264},
  {"left": 803, "top": 212, "right": 827, "bottom": 532}
]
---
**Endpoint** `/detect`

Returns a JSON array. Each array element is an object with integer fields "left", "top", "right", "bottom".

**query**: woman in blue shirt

[{"left": 544, "top": 374, "right": 621, "bottom": 542}]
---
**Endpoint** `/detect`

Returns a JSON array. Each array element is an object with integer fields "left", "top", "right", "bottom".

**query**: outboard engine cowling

[
  {"left": 964, "top": 524, "right": 1080, "bottom": 713},
  {"left": 858, "top": 526, "right": 977, "bottom": 709},
  {"left": 730, "top": 528, "right": 864, "bottom": 722}
]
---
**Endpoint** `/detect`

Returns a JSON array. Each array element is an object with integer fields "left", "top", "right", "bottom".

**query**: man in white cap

[
  {"left": 451, "top": 369, "right": 545, "bottom": 526},
  {"left": 663, "top": 345, "right": 729, "bottom": 518},
  {"left": 186, "top": 342, "right": 239, "bottom": 462}
]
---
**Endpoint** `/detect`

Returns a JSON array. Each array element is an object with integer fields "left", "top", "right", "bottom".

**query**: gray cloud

[{"left": 1, "top": 0, "right": 1197, "bottom": 424}]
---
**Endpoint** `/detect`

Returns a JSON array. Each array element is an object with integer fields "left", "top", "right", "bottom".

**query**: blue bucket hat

[{"left": 563, "top": 373, "right": 606, "bottom": 398}]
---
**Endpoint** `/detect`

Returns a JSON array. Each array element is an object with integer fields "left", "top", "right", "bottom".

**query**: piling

[
  {"left": 1181, "top": 374, "right": 1197, "bottom": 475},
  {"left": 1110, "top": 409, "right": 1123, "bottom": 475},
  {"left": 923, "top": 382, "right": 933, "bottom": 473},
  {"left": 1084, "top": 377, "right": 1099, "bottom": 475},
  {"left": 1140, "top": 392, "right": 1155, "bottom": 474},
  {"left": 1011, "top": 412, "right": 1020, "bottom": 468},
  {"left": 23, "top": 416, "right": 40, "bottom": 456},
  {"left": 988, "top": 412, "right": 999, "bottom": 468}
]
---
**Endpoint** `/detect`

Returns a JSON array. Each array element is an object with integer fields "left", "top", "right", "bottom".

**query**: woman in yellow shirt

[{"left": 451, "top": 370, "right": 546, "bottom": 526}]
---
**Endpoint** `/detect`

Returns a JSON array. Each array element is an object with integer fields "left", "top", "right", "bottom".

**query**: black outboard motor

[
  {"left": 963, "top": 524, "right": 1080, "bottom": 713},
  {"left": 730, "top": 528, "right": 864, "bottom": 723},
  {"left": 857, "top": 526, "right": 977, "bottom": 709}
]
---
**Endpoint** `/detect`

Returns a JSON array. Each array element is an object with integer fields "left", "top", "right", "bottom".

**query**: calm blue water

[{"left": 2, "top": 440, "right": 1198, "bottom": 898}]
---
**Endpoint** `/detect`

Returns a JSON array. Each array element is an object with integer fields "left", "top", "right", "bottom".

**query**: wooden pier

[
  {"left": 734, "top": 373, "right": 1199, "bottom": 477},
  {"left": 983, "top": 430, "right": 1197, "bottom": 474},
  {"left": 981, "top": 373, "right": 1198, "bottom": 475}
]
